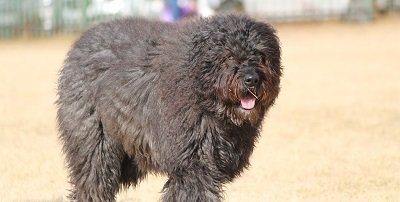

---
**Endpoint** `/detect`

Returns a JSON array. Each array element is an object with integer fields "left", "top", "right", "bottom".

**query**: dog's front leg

[{"left": 161, "top": 169, "right": 222, "bottom": 202}]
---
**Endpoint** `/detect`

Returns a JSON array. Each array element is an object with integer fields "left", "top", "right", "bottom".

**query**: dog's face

[{"left": 191, "top": 16, "right": 281, "bottom": 126}]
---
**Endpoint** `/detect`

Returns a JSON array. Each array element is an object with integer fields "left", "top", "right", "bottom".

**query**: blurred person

[{"left": 161, "top": 0, "right": 197, "bottom": 21}]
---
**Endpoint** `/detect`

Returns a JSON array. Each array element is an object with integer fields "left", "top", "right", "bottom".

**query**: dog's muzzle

[{"left": 240, "top": 71, "right": 260, "bottom": 110}]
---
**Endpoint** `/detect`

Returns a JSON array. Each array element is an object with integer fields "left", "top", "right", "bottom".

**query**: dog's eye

[
  {"left": 256, "top": 57, "right": 269, "bottom": 71},
  {"left": 259, "top": 56, "right": 264, "bottom": 63},
  {"left": 251, "top": 55, "right": 264, "bottom": 64},
  {"left": 232, "top": 65, "right": 239, "bottom": 73}
]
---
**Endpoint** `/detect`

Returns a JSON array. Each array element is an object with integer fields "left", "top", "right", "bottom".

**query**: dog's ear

[
  {"left": 191, "top": 29, "right": 229, "bottom": 101},
  {"left": 190, "top": 25, "right": 227, "bottom": 74},
  {"left": 250, "top": 22, "right": 282, "bottom": 76}
]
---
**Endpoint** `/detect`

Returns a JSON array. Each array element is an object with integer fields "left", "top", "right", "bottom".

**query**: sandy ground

[{"left": 0, "top": 14, "right": 399, "bottom": 201}]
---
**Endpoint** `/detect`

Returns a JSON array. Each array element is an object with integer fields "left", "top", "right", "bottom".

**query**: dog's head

[{"left": 191, "top": 15, "right": 281, "bottom": 126}]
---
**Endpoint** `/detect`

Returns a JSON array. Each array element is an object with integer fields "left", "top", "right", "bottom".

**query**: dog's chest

[{"left": 211, "top": 128, "right": 258, "bottom": 178}]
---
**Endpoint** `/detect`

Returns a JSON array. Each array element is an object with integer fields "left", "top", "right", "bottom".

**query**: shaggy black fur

[{"left": 57, "top": 14, "right": 281, "bottom": 202}]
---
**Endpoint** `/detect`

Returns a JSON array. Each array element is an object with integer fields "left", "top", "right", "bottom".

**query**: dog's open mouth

[
  {"left": 240, "top": 97, "right": 256, "bottom": 110},
  {"left": 240, "top": 87, "right": 258, "bottom": 110}
]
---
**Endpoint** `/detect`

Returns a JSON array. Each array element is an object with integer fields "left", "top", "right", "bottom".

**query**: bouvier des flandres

[{"left": 57, "top": 14, "right": 281, "bottom": 201}]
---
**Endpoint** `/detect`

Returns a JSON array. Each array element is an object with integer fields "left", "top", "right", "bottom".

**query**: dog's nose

[{"left": 244, "top": 73, "right": 259, "bottom": 87}]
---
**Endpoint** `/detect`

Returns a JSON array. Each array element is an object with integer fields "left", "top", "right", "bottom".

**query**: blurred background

[
  {"left": 0, "top": 0, "right": 399, "bottom": 201},
  {"left": 1, "top": 0, "right": 400, "bottom": 37}
]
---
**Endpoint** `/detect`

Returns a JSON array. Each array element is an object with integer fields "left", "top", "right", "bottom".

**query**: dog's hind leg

[
  {"left": 58, "top": 107, "right": 124, "bottom": 201},
  {"left": 69, "top": 124, "right": 124, "bottom": 201},
  {"left": 57, "top": 63, "right": 128, "bottom": 201}
]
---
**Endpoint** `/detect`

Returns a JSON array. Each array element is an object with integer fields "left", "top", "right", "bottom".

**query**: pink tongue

[{"left": 240, "top": 98, "right": 256, "bottom": 110}]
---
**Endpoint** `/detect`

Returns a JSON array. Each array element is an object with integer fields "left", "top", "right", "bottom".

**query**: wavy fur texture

[{"left": 57, "top": 14, "right": 281, "bottom": 202}]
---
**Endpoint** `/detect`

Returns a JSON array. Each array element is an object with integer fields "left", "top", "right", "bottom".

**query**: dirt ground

[{"left": 0, "top": 14, "right": 399, "bottom": 201}]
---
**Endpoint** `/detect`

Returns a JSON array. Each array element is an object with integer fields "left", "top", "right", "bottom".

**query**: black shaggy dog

[{"left": 57, "top": 14, "right": 281, "bottom": 201}]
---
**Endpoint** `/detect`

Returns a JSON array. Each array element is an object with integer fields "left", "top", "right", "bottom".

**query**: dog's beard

[
  {"left": 231, "top": 86, "right": 264, "bottom": 126},
  {"left": 217, "top": 73, "right": 280, "bottom": 126},
  {"left": 215, "top": 83, "right": 266, "bottom": 126}
]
